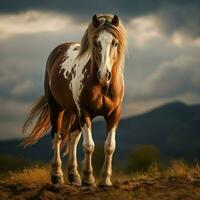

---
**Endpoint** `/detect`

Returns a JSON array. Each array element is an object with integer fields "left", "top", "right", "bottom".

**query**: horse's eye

[
  {"left": 112, "top": 40, "right": 118, "bottom": 47},
  {"left": 111, "top": 40, "right": 115, "bottom": 46}
]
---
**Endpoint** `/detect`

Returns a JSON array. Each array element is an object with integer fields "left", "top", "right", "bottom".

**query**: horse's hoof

[
  {"left": 98, "top": 184, "right": 113, "bottom": 188},
  {"left": 51, "top": 175, "right": 64, "bottom": 184},
  {"left": 68, "top": 174, "right": 82, "bottom": 186},
  {"left": 99, "top": 177, "right": 112, "bottom": 187},
  {"left": 82, "top": 180, "right": 96, "bottom": 187}
]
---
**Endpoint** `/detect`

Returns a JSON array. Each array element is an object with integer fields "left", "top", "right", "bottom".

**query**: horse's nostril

[{"left": 106, "top": 71, "right": 112, "bottom": 81}]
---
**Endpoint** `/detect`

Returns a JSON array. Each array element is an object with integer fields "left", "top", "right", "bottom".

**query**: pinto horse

[{"left": 23, "top": 14, "right": 127, "bottom": 187}]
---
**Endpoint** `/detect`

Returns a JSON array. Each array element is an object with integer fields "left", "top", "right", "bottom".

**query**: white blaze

[{"left": 98, "top": 31, "right": 114, "bottom": 75}]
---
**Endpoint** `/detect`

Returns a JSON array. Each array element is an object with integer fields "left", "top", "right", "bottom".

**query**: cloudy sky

[{"left": 0, "top": 0, "right": 200, "bottom": 139}]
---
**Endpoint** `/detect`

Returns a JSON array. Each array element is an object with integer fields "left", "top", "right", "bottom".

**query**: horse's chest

[
  {"left": 90, "top": 93, "right": 104, "bottom": 109},
  {"left": 81, "top": 87, "right": 115, "bottom": 115}
]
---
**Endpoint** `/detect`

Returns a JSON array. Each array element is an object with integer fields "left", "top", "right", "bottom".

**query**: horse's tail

[{"left": 21, "top": 95, "right": 51, "bottom": 147}]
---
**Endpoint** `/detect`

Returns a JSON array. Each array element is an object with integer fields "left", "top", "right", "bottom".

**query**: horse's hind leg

[
  {"left": 68, "top": 130, "right": 82, "bottom": 186},
  {"left": 50, "top": 108, "right": 64, "bottom": 184}
]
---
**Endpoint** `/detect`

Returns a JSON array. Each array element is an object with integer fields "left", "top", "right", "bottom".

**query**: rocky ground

[{"left": 1, "top": 176, "right": 200, "bottom": 200}]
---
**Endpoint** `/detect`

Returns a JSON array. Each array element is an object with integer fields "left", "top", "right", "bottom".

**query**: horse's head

[
  {"left": 92, "top": 15, "right": 122, "bottom": 86},
  {"left": 78, "top": 14, "right": 126, "bottom": 86}
]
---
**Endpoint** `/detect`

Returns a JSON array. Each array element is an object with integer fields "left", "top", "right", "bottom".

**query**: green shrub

[{"left": 127, "top": 145, "right": 161, "bottom": 173}]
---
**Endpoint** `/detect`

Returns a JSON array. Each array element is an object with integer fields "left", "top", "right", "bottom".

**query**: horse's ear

[
  {"left": 111, "top": 15, "right": 119, "bottom": 26},
  {"left": 92, "top": 14, "right": 100, "bottom": 28}
]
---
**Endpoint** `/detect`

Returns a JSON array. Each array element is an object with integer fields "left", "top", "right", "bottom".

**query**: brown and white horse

[{"left": 23, "top": 14, "right": 127, "bottom": 187}]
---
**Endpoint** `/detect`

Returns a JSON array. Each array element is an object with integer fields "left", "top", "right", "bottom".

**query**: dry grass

[
  {"left": 1, "top": 160, "right": 200, "bottom": 188},
  {"left": 112, "top": 161, "right": 200, "bottom": 183},
  {"left": 4, "top": 165, "right": 51, "bottom": 187},
  {"left": 163, "top": 160, "right": 200, "bottom": 178}
]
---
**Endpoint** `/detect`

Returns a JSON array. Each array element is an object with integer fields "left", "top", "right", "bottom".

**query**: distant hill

[{"left": 0, "top": 101, "right": 200, "bottom": 164}]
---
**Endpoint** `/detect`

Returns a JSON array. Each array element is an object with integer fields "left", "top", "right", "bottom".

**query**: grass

[
  {"left": 152, "top": 160, "right": 200, "bottom": 180},
  {"left": 111, "top": 160, "right": 200, "bottom": 185},
  {"left": 0, "top": 160, "right": 200, "bottom": 187},
  {"left": 3, "top": 165, "right": 51, "bottom": 187},
  {"left": 164, "top": 160, "right": 200, "bottom": 177}
]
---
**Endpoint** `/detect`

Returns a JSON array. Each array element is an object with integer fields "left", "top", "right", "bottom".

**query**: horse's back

[{"left": 46, "top": 42, "right": 79, "bottom": 75}]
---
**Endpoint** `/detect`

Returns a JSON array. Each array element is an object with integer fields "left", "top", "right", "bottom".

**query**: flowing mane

[{"left": 78, "top": 14, "right": 127, "bottom": 68}]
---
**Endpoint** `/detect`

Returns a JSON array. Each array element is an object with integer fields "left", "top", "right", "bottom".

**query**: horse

[{"left": 22, "top": 14, "right": 127, "bottom": 187}]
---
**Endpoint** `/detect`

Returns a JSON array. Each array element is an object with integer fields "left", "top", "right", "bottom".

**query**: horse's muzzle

[{"left": 97, "top": 70, "right": 112, "bottom": 86}]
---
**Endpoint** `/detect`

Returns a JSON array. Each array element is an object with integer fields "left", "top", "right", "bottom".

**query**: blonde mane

[{"left": 78, "top": 14, "right": 127, "bottom": 69}]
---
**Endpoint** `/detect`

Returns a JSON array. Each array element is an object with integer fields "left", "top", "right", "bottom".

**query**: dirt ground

[{"left": 0, "top": 176, "right": 200, "bottom": 200}]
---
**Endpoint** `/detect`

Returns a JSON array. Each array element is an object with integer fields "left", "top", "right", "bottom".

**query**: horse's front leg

[
  {"left": 99, "top": 106, "right": 121, "bottom": 186},
  {"left": 81, "top": 116, "right": 96, "bottom": 186}
]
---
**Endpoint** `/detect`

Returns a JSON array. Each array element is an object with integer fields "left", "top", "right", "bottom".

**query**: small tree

[{"left": 127, "top": 145, "right": 160, "bottom": 173}]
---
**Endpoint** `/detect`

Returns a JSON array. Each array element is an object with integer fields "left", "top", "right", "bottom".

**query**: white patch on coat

[
  {"left": 68, "top": 130, "right": 82, "bottom": 173},
  {"left": 104, "top": 127, "right": 116, "bottom": 155},
  {"left": 82, "top": 125, "right": 94, "bottom": 150},
  {"left": 82, "top": 125, "right": 95, "bottom": 182},
  {"left": 97, "top": 31, "right": 114, "bottom": 75},
  {"left": 60, "top": 43, "right": 80, "bottom": 80},
  {"left": 71, "top": 51, "right": 91, "bottom": 114},
  {"left": 60, "top": 43, "right": 91, "bottom": 114},
  {"left": 99, "top": 126, "right": 116, "bottom": 185},
  {"left": 51, "top": 134, "right": 63, "bottom": 177}
]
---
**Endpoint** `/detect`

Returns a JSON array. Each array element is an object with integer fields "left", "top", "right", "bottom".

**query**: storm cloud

[
  {"left": 1, "top": 0, "right": 200, "bottom": 40},
  {"left": 131, "top": 55, "right": 200, "bottom": 100}
]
